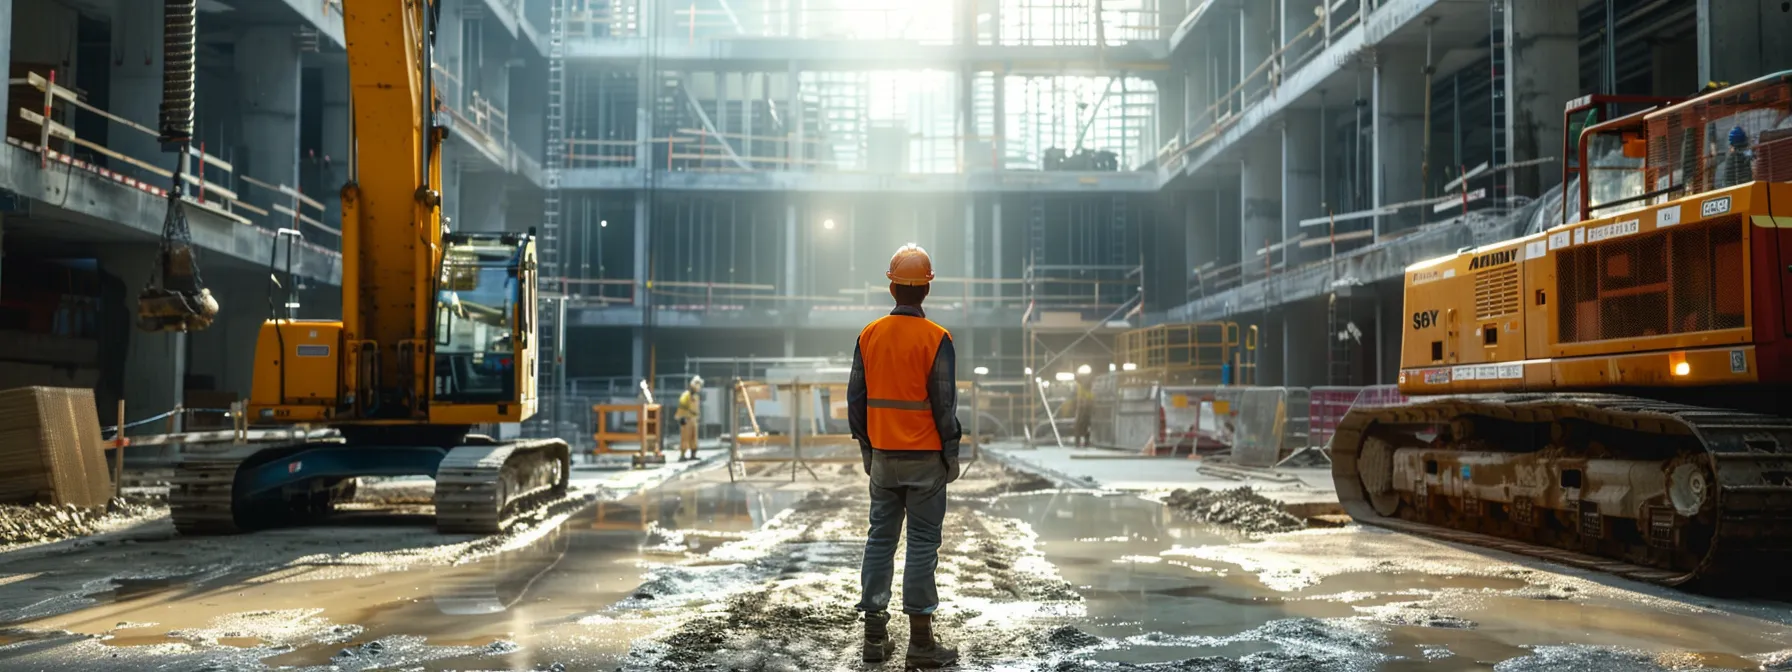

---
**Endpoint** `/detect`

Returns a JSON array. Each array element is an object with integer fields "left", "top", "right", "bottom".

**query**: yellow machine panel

[
  {"left": 249, "top": 320, "right": 343, "bottom": 421},
  {"left": 1397, "top": 183, "right": 1765, "bottom": 395}
]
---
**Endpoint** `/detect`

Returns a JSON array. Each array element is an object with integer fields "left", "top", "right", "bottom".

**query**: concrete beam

[
  {"left": 237, "top": 26, "right": 304, "bottom": 216},
  {"left": 1167, "top": 0, "right": 1448, "bottom": 187},
  {"left": 569, "top": 304, "right": 1030, "bottom": 330},
  {"left": 1160, "top": 214, "right": 1497, "bottom": 323},
  {"left": 565, "top": 39, "right": 1169, "bottom": 75},
  {"left": 559, "top": 168, "right": 1159, "bottom": 193},
  {"left": 0, "top": 144, "right": 342, "bottom": 284}
]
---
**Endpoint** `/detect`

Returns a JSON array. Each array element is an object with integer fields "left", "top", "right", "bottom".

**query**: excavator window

[
  {"left": 433, "top": 240, "right": 525, "bottom": 404},
  {"left": 1430, "top": 341, "right": 1444, "bottom": 362}
]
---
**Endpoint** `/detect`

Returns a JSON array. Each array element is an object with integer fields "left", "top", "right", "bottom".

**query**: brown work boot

[
  {"left": 862, "top": 611, "right": 896, "bottom": 663},
  {"left": 905, "top": 614, "right": 959, "bottom": 668}
]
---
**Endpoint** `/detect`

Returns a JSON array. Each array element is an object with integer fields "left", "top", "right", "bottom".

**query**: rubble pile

[{"left": 1164, "top": 487, "right": 1305, "bottom": 535}]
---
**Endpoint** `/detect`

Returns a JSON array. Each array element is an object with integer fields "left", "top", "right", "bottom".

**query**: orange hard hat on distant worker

[{"left": 886, "top": 244, "right": 934, "bottom": 286}]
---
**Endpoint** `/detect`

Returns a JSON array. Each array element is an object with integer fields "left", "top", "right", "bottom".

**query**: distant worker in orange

[{"left": 848, "top": 243, "right": 962, "bottom": 669}]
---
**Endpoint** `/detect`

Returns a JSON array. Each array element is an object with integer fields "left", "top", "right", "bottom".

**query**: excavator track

[
  {"left": 435, "top": 438, "right": 572, "bottom": 534},
  {"left": 170, "top": 438, "right": 571, "bottom": 536},
  {"left": 170, "top": 441, "right": 335, "bottom": 535},
  {"left": 1332, "top": 393, "right": 1792, "bottom": 590}
]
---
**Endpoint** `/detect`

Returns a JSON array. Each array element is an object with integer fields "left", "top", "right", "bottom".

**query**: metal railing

[{"left": 9, "top": 70, "right": 335, "bottom": 248}]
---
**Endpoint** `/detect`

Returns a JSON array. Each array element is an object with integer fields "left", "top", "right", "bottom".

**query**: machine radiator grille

[
  {"left": 1555, "top": 216, "right": 1744, "bottom": 343},
  {"left": 1474, "top": 263, "right": 1521, "bottom": 320}
]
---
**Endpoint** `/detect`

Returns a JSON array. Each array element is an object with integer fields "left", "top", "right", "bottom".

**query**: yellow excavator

[
  {"left": 169, "top": 0, "right": 569, "bottom": 534},
  {"left": 1332, "top": 75, "right": 1792, "bottom": 590}
]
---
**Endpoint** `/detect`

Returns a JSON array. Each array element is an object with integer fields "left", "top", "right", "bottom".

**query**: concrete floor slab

[{"left": 982, "top": 441, "right": 1339, "bottom": 506}]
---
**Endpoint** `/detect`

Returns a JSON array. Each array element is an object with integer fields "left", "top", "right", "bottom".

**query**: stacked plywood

[{"left": 0, "top": 387, "right": 111, "bottom": 509}]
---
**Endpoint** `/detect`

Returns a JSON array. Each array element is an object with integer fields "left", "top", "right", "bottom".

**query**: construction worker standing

[
  {"left": 1072, "top": 372, "right": 1095, "bottom": 448},
  {"left": 848, "top": 243, "right": 962, "bottom": 669},
  {"left": 676, "top": 377, "right": 703, "bottom": 461}
]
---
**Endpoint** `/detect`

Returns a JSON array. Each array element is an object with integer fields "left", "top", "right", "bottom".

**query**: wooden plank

[
  {"left": 229, "top": 200, "right": 271, "bottom": 217},
  {"left": 1297, "top": 229, "right": 1374, "bottom": 248},
  {"left": 240, "top": 175, "right": 326, "bottom": 212},
  {"left": 25, "top": 72, "right": 79, "bottom": 104},
  {"left": 182, "top": 173, "right": 239, "bottom": 201},
  {"left": 18, "top": 108, "right": 73, "bottom": 140},
  {"left": 273, "top": 203, "right": 341, "bottom": 235}
]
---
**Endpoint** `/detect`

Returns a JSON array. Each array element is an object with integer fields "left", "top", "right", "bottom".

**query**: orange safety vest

[{"left": 858, "top": 313, "right": 950, "bottom": 451}]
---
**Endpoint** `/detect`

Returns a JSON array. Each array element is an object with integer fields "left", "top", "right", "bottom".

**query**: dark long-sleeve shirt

[{"left": 848, "top": 305, "right": 962, "bottom": 462}]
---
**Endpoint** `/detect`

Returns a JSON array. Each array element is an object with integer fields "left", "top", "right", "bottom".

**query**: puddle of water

[
  {"left": 991, "top": 491, "right": 1792, "bottom": 671},
  {"left": 3, "top": 478, "right": 810, "bottom": 670}
]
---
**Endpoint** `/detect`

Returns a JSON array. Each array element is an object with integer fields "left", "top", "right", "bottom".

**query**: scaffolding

[{"left": 1114, "top": 322, "right": 1257, "bottom": 386}]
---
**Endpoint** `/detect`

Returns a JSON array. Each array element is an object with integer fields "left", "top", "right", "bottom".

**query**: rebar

[{"left": 158, "top": 0, "right": 197, "bottom": 149}]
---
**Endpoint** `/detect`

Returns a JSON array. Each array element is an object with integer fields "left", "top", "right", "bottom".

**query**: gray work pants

[{"left": 856, "top": 450, "right": 948, "bottom": 615}]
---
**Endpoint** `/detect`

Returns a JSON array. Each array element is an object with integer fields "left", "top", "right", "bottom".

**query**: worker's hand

[{"left": 944, "top": 455, "right": 962, "bottom": 484}]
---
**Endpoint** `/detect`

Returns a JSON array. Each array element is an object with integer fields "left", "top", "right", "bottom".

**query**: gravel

[
  {"left": 1163, "top": 488, "right": 1306, "bottom": 535},
  {"left": 0, "top": 498, "right": 163, "bottom": 547}
]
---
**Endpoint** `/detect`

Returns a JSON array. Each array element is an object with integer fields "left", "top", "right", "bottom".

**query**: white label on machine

[
  {"left": 1452, "top": 366, "right": 1476, "bottom": 380},
  {"left": 1524, "top": 241, "right": 1547, "bottom": 260},
  {"left": 1549, "top": 231, "right": 1571, "bottom": 250},
  {"left": 1657, "top": 205, "right": 1682, "bottom": 228},
  {"left": 1732, "top": 350, "right": 1748, "bottom": 373},
  {"left": 1496, "top": 364, "right": 1523, "bottom": 379},
  {"left": 1587, "top": 219, "right": 1640, "bottom": 243},
  {"left": 1573, "top": 228, "right": 1586, "bottom": 245},
  {"left": 1702, "top": 196, "right": 1733, "bottom": 218}
]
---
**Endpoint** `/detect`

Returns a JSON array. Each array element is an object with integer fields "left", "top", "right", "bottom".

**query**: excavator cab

[{"left": 432, "top": 232, "right": 535, "bottom": 412}]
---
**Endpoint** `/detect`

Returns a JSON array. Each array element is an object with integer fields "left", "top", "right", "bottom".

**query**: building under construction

[{"left": 0, "top": 0, "right": 1781, "bottom": 438}]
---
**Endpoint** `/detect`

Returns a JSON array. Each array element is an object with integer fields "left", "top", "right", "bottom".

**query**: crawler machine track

[
  {"left": 170, "top": 438, "right": 571, "bottom": 535},
  {"left": 1331, "top": 394, "right": 1792, "bottom": 589}
]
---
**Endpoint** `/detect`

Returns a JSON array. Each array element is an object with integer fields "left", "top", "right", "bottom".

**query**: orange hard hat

[{"left": 886, "top": 243, "right": 934, "bottom": 286}]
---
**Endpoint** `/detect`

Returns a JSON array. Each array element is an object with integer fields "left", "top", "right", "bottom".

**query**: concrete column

[
  {"left": 320, "top": 63, "right": 351, "bottom": 228},
  {"left": 1185, "top": 38, "right": 1208, "bottom": 135},
  {"left": 963, "top": 198, "right": 976, "bottom": 290},
  {"left": 1374, "top": 48, "right": 1425, "bottom": 237},
  {"left": 787, "top": 65, "right": 803, "bottom": 168},
  {"left": 108, "top": 1, "right": 166, "bottom": 177},
  {"left": 1506, "top": 0, "right": 1578, "bottom": 196},
  {"left": 1284, "top": 297, "right": 1327, "bottom": 387},
  {"left": 1157, "top": 74, "right": 1186, "bottom": 157},
  {"left": 1186, "top": 190, "right": 1211, "bottom": 271},
  {"left": 993, "top": 69, "right": 1007, "bottom": 170},
  {"left": 237, "top": 26, "right": 304, "bottom": 216},
  {"left": 440, "top": 152, "right": 463, "bottom": 231},
  {"left": 1241, "top": 137, "right": 1281, "bottom": 278},
  {"left": 784, "top": 202, "right": 798, "bottom": 296},
  {"left": 631, "top": 331, "right": 645, "bottom": 381},
  {"left": 1214, "top": 186, "right": 1241, "bottom": 268},
  {"left": 185, "top": 267, "right": 263, "bottom": 399},
  {"left": 634, "top": 191, "right": 650, "bottom": 306},
  {"left": 0, "top": 0, "right": 10, "bottom": 138},
  {"left": 1283, "top": 109, "right": 1322, "bottom": 264},
  {"left": 783, "top": 330, "right": 796, "bottom": 357},
  {"left": 1241, "top": 0, "right": 1272, "bottom": 89},
  {"left": 991, "top": 199, "right": 1003, "bottom": 301},
  {"left": 98, "top": 246, "right": 186, "bottom": 428},
  {"left": 1695, "top": 0, "right": 1792, "bottom": 88}
]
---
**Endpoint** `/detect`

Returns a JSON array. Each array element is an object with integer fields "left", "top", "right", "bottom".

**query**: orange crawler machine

[{"left": 1332, "top": 73, "right": 1792, "bottom": 590}]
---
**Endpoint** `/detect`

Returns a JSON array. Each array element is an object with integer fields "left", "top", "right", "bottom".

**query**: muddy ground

[{"left": 1, "top": 457, "right": 1791, "bottom": 671}]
